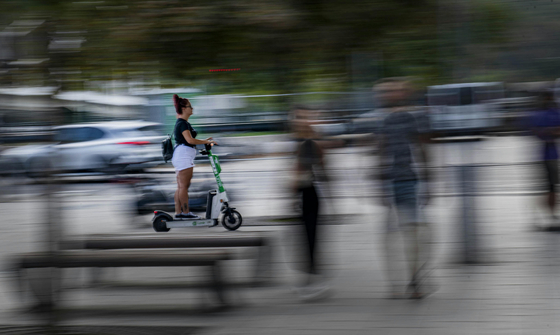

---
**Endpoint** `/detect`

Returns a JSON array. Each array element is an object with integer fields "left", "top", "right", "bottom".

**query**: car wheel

[
  {"left": 0, "top": 159, "right": 23, "bottom": 178},
  {"left": 93, "top": 156, "right": 123, "bottom": 175},
  {"left": 27, "top": 157, "right": 52, "bottom": 179},
  {"left": 136, "top": 198, "right": 154, "bottom": 215},
  {"left": 90, "top": 156, "right": 107, "bottom": 172},
  {"left": 0, "top": 159, "right": 26, "bottom": 190}
]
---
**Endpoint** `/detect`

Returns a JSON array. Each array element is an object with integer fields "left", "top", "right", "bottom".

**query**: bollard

[
  {"left": 28, "top": 151, "right": 63, "bottom": 308},
  {"left": 460, "top": 164, "right": 478, "bottom": 263}
]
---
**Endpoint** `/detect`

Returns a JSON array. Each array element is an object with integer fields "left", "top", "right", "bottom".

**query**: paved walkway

[
  {"left": 1, "top": 196, "right": 559, "bottom": 335},
  {"left": 0, "top": 136, "right": 559, "bottom": 334}
]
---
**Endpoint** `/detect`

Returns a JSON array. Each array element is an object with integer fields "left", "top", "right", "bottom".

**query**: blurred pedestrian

[
  {"left": 374, "top": 78, "right": 432, "bottom": 299},
  {"left": 172, "top": 94, "right": 217, "bottom": 219},
  {"left": 529, "top": 90, "right": 560, "bottom": 228},
  {"left": 290, "top": 106, "right": 331, "bottom": 301}
]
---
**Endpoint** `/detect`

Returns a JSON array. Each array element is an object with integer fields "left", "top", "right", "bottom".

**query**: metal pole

[{"left": 460, "top": 164, "right": 477, "bottom": 263}]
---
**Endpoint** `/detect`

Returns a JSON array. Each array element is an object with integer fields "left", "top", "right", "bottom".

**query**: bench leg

[
  {"left": 255, "top": 244, "right": 272, "bottom": 284},
  {"left": 27, "top": 268, "right": 61, "bottom": 309},
  {"left": 211, "top": 263, "right": 226, "bottom": 306},
  {"left": 90, "top": 267, "right": 102, "bottom": 286}
]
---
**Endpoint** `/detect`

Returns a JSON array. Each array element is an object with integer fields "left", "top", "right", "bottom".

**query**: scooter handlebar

[
  {"left": 205, "top": 142, "right": 219, "bottom": 151},
  {"left": 199, "top": 142, "right": 218, "bottom": 155}
]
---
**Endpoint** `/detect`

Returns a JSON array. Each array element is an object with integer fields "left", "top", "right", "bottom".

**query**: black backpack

[{"left": 162, "top": 133, "right": 174, "bottom": 163}]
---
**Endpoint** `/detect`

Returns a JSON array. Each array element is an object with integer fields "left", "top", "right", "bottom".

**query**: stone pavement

[
  {"left": 0, "top": 136, "right": 559, "bottom": 334},
  {"left": 1, "top": 194, "right": 560, "bottom": 335}
]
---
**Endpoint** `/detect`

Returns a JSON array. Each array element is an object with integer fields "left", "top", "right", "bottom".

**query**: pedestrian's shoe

[{"left": 407, "top": 279, "right": 426, "bottom": 299}]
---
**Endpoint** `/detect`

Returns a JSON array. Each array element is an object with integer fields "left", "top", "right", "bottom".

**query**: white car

[
  {"left": 0, "top": 121, "right": 165, "bottom": 176},
  {"left": 427, "top": 82, "right": 504, "bottom": 135}
]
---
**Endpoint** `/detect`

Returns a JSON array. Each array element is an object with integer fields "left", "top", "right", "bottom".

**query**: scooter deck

[{"left": 166, "top": 218, "right": 218, "bottom": 228}]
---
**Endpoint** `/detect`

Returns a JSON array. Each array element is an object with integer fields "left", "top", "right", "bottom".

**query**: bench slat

[
  {"left": 18, "top": 251, "right": 229, "bottom": 268},
  {"left": 61, "top": 237, "right": 265, "bottom": 250}
]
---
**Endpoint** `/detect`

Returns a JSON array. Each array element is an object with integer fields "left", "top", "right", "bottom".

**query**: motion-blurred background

[
  {"left": 0, "top": 0, "right": 556, "bottom": 136},
  {"left": 2, "top": 1, "right": 560, "bottom": 334}
]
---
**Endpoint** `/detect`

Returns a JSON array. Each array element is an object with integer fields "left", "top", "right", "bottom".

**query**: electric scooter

[{"left": 152, "top": 143, "right": 242, "bottom": 232}]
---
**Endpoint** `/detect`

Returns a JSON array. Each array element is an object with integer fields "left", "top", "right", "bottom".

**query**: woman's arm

[{"left": 182, "top": 130, "right": 216, "bottom": 145}]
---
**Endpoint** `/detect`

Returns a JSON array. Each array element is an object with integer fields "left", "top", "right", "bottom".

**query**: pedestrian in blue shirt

[{"left": 530, "top": 90, "right": 560, "bottom": 227}]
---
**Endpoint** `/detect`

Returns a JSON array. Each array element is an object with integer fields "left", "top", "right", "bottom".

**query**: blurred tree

[{"left": 0, "top": 0, "right": 521, "bottom": 91}]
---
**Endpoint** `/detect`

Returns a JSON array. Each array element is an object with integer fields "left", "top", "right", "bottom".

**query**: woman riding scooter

[{"left": 172, "top": 94, "right": 217, "bottom": 219}]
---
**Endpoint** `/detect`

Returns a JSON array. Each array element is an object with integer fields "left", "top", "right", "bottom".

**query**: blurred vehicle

[
  {"left": 0, "top": 125, "right": 53, "bottom": 144},
  {"left": 427, "top": 82, "right": 504, "bottom": 136},
  {"left": 0, "top": 121, "right": 165, "bottom": 176},
  {"left": 488, "top": 97, "right": 537, "bottom": 133},
  {"left": 350, "top": 109, "right": 384, "bottom": 135}
]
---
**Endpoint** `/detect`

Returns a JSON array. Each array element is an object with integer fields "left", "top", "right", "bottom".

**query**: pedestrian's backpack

[{"left": 162, "top": 134, "right": 173, "bottom": 163}]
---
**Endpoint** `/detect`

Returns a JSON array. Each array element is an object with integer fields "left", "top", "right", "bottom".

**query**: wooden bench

[
  {"left": 12, "top": 250, "right": 230, "bottom": 308},
  {"left": 59, "top": 233, "right": 272, "bottom": 284}
]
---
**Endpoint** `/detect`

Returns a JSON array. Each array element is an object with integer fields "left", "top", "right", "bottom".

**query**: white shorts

[{"left": 172, "top": 144, "right": 196, "bottom": 172}]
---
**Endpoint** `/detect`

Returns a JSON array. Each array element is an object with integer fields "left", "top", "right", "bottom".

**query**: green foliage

[
  {"left": 471, "top": 0, "right": 517, "bottom": 44},
  {"left": 0, "top": 0, "right": 520, "bottom": 91}
]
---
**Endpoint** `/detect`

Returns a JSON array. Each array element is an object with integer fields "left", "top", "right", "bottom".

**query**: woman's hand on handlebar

[{"left": 206, "top": 139, "right": 218, "bottom": 146}]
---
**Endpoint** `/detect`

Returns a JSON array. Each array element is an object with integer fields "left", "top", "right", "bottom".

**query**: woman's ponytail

[{"left": 173, "top": 94, "right": 187, "bottom": 115}]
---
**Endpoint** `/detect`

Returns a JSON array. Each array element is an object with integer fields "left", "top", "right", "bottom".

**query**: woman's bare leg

[
  {"left": 174, "top": 173, "right": 181, "bottom": 215},
  {"left": 177, "top": 167, "right": 193, "bottom": 214}
]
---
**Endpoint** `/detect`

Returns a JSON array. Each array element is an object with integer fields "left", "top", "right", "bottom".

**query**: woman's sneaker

[{"left": 175, "top": 212, "right": 201, "bottom": 219}]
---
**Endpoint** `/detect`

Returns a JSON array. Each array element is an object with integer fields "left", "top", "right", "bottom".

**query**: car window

[
  {"left": 54, "top": 128, "right": 81, "bottom": 143},
  {"left": 84, "top": 127, "right": 105, "bottom": 141},
  {"left": 112, "top": 125, "right": 161, "bottom": 138},
  {"left": 54, "top": 127, "right": 105, "bottom": 143},
  {"left": 138, "top": 125, "right": 162, "bottom": 136}
]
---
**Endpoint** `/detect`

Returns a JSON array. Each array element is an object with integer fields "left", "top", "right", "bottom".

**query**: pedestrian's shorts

[
  {"left": 393, "top": 180, "right": 418, "bottom": 225},
  {"left": 172, "top": 144, "right": 196, "bottom": 172}
]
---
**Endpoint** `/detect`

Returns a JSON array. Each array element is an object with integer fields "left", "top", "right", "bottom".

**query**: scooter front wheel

[{"left": 221, "top": 210, "right": 242, "bottom": 231}]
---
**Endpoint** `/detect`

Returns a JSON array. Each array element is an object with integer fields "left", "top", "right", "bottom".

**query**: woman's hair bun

[{"left": 173, "top": 94, "right": 187, "bottom": 115}]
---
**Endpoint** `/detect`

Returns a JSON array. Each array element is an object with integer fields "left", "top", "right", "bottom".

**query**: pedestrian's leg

[
  {"left": 418, "top": 221, "right": 434, "bottom": 289},
  {"left": 549, "top": 191, "right": 555, "bottom": 213},
  {"left": 548, "top": 191, "right": 556, "bottom": 217},
  {"left": 395, "top": 181, "right": 425, "bottom": 297},
  {"left": 384, "top": 207, "right": 405, "bottom": 298},
  {"left": 544, "top": 160, "right": 558, "bottom": 221},
  {"left": 298, "top": 185, "right": 331, "bottom": 301},
  {"left": 404, "top": 226, "right": 420, "bottom": 279},
  {"left": 407, "top": 219, "right": 434, "bottom": 298},
  {"left": 302, "top": 186, "right": 319, "bottom": 278}
]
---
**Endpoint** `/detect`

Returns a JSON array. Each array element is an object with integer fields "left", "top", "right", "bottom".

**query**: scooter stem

[{"left": 207, "top": 149, "right": 225, "bottom": 193}]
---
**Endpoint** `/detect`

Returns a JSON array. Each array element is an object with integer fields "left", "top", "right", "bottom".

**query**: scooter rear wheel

[
  {"left": 221, "top": 210, "right": 242, "bottom": 231},
  {"left": 153, "top": 216, "right": 170, "bottom": 232}
]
